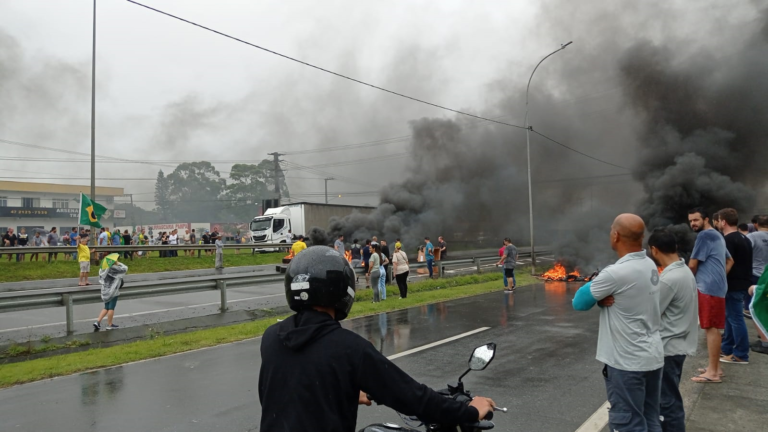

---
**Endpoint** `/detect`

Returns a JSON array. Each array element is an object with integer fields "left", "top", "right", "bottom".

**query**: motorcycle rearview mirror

[
  {"left": 457, "top": 343, "right": 497, "bottom": 383},
  {"left": 469, "top": 343, "right": 496, "bottom": 371}
]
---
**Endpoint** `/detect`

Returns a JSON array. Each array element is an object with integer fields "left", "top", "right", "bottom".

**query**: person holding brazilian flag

[
  {"left": 78, "top": 193, "right": 127, "bottom": 331},
  {"left": 749, "top": 266, "right": 768, "bottom": 355}
]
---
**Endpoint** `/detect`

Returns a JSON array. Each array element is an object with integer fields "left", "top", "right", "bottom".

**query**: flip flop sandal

[
  {"left": 691, "top": 375, "right": 722, "bottom": 383},
  {"left": 697, "top": 368, "right": 725, "bottom": 377}
]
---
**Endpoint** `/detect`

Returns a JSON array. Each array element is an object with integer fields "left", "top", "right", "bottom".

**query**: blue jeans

[
  {"left": 660, "top": 355, "right": 686, "bottom": 432},
  {"left": 427, "top": 259, "right": 434, "bottom": 277},
  {"left": 603, "top": 365, "right": 662, "bottom": 432},
  {"left": 378, "top": 266, "right": 386, "bottom": 300},
  {"left": 502, "top": 269, "right": 508, "bottom": 287},
  {"left": 722, "top": 290, "right": 749, "bottom": 360}
]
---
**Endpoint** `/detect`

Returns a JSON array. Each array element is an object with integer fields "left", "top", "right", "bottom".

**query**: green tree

[
  {"left": 221, "top": 160, "right": 291, "bottom": 221},
  {"left": 154, "top": 170, "right": 171, "bottom": 218},
  {"left": 166, "top": 161, "right": 226, "bottom": 221}
]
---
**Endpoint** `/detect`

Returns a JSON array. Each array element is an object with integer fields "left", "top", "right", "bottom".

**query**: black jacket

[{"left": 258, "top": 310, "right": 478, "bottom": 432}]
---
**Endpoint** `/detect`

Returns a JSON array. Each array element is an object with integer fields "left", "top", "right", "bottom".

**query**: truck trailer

[{"left": 249, "top": 202, "right": 374, "bottom": 247}]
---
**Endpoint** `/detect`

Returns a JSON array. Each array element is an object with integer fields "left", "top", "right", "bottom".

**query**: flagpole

[{"left": 89, "top": 0, "right": 97, "bottom": 245}]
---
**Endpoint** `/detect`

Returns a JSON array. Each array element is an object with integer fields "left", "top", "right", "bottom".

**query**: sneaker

[
  {"left": 751, "top": 344, "right": 768, "bottom": 355},
  {"left": 106, "top": 324, "right": 119, "bottom": 330},
  {"left": 93, "top": 322, "right": 101, "bottom": 331},
  {"left": 719, "top": 354, "right": 749, "bottom": 364},
  {"left": 744, "top": 310, "right": 752, "bottom": 319}
]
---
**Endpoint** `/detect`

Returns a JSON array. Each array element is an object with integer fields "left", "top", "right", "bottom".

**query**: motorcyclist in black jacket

[{"left": 258, "top": 246, "right": 495, "bottom": 432}]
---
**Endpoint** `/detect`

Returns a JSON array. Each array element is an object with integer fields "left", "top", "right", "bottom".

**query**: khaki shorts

[{"left": 79, "top": 261, "right": 90, "bottom": 273}]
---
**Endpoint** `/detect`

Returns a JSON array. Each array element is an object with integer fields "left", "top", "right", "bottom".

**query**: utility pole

[
  {"left": 324, "top": 177, "right": 334, "bottom": 204},
  {"left": 89, "top": 0, "right": 97, "bottom": 246},
  {"left": 267, "top": 152, "right": 284, "bottom": 205}
]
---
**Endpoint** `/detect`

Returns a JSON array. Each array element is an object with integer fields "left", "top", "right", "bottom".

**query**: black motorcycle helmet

[{"left": 284, "top": 246, "right": 357, "bottom": 321}]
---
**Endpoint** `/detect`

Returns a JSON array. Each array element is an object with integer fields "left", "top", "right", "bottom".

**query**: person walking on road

[
  {"left": 334, "top": 234, "right": 345, "bottom": 253},
  {"left": 688, "top": 207, "right": 732, "bottom": 383},
  {"left": 716, "top": 208, "right": 752, "bottom": 365},
  {"left": 498, "top": 241, "right": 509, "bottom": 289},
  {"left": 93, "top": 258, "right": 127, "bottom": 331},
  {"left": 647, "top": 229, "right": 698, "bottom": 432},
  {"left": 496, "top": 238, "right": 518, "bottom": 292},
  {"left": 78, "top": 236, "right": 94, "bottom": 286},
  {"left": 572, "top": 213, "right": 664, "bottom": 432},
  {"left": 424, "top": 237, "right": 435, "bottom": 278},
  {"left": 392, "top": 242, "right": 410, "bottom": 299}
]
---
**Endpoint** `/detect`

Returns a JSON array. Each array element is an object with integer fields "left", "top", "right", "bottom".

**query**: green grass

[
  {"left": 0, "top": 268, "right": 539, "bottom": 388},
  {"left": 0, "top": 250, "right": 284, "bottom": 283}
]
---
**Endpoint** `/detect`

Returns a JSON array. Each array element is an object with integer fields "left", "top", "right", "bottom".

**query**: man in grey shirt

[
  {"left": 648, "top": 229, "right": 698, "bottom": 432},
  {"left": 334, "top": 234, "right": 345, "bottom": 255},
  {"left": 584, "top": 214, "right": 663, "bottom": 432},
  {"left": 495, "top": 238, "right": 517, "bottom": 291}
]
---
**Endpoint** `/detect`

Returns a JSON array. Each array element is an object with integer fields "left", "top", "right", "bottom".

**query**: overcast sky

[
  {"left": 1, "top": 0, "right": 542, "bottom": 206},
  {"left": 0, "top": 0, "right": 761, "bottom": 209}
]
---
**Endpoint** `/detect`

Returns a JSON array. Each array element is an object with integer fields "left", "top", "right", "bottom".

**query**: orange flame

[
  {"left": 658, "top": 266, "right": 664, "bottom": 273},
  {"left": 284, "top": 250, "right": 294, "bottom": 260},
  {"left": 345, "top": 250, "right": 352, "bottom": 262},
  {"left": 542, "top": 263, "right": 567, "bottom": 280}
]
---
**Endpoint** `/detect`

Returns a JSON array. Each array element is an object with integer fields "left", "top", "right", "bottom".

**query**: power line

[
  {"left": 530, "top": 130, "right": 630, "bottom": 170},
  {"left": 282, "top": 135, "right": 411, "bottom": 155},
  {"left": 126, "top": 0, "right": 529, "bottom": 131}
]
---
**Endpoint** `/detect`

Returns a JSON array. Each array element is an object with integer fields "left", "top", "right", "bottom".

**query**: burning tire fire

[{"left": 540, "top": 263, "right": 598, "bottom": 282}]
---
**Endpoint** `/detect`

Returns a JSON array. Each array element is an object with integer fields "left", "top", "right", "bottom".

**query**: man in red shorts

[{"left": 688, "top": 207, "right": 733, "bottom": 383}]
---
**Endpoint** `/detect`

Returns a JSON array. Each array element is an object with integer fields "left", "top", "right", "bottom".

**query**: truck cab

[{"left": 249, "top": 206, "right": 293, "bottom": 246}]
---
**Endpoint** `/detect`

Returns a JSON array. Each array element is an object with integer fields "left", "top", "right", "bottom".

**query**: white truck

[{"left": 249, "top": 202, "right": 374, "bottom": 248}]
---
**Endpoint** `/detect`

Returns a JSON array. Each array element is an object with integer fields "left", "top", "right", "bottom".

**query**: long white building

[{"left": 0, "top": 181, "right": 124, "bottom": 235}]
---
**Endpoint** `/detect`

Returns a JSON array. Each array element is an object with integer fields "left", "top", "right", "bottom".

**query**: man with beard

[{"left": 688, "top": 208, "right": 733, "bottom": 383}]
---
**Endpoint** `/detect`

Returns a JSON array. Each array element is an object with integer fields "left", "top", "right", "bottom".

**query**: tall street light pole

[
  {"left": 525, "top": 41, "right": 572, "bottom": 275},
  {"left": 89, "top": 0, "right": 97, "bottom": 245}
]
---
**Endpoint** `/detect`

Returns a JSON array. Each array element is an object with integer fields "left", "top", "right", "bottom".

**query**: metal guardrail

[
  {"left": 0, "top": 243, "right": 287, "bottom": 254},
  {"left": 0, "top": 272, "right": 285, "bottom": 335},
  {"left": 0, "top": 243, "right": 289, "bottom": 263},
  {"left": 0, "top": 250, "right": 546, "bottom": 335}
]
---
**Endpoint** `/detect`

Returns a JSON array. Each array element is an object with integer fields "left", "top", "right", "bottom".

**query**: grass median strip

[
  {"left": 0, "top": 267, "right": 538, "bottom": 388},
  {"left": 0, "top": 250, "right": 284, "bottom": 283}
]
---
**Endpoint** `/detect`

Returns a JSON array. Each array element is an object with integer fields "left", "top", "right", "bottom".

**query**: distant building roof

[{"left": 0, "top": 181, "right": 124, "bottom": 196}]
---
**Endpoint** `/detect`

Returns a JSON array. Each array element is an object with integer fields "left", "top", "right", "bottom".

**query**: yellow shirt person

[{"left": 291, "top": 239, "right": 307, "bottom": 256}]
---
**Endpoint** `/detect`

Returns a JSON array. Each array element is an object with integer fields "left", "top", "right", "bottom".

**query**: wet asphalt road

[{"left": 0, "top": 282, "right": 607, "bottom": 432}]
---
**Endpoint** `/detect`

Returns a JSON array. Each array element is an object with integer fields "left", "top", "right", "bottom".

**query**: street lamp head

[{"left": 561, "top": 41, "right": 573, "bottom": 49}]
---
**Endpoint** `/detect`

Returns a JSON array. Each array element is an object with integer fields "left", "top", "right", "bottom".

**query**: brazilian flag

[
  {"left": 750, "top": 266, "right": 768, "bottom": 338},
  {"left": 78, "top": 193, "right": 107, "bottom": 228}
]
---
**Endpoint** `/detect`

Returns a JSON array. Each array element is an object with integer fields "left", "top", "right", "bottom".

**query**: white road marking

[
  {"left": 0, "top": 293, "right": 284, "bottom": 333},
  {"left": 574, "top": 400, "right": 610, "bottom": 432},
  {"left": 387, "top": 327, "right": 490, "bottom": 360}
]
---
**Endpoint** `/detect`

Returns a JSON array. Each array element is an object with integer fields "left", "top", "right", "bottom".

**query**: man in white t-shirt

[
  {"left": 575, "top": 214, "right": 663, "bottom": 432},
  {"left": 169, "top": 230, "right": 178, "bottom": 257}
]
